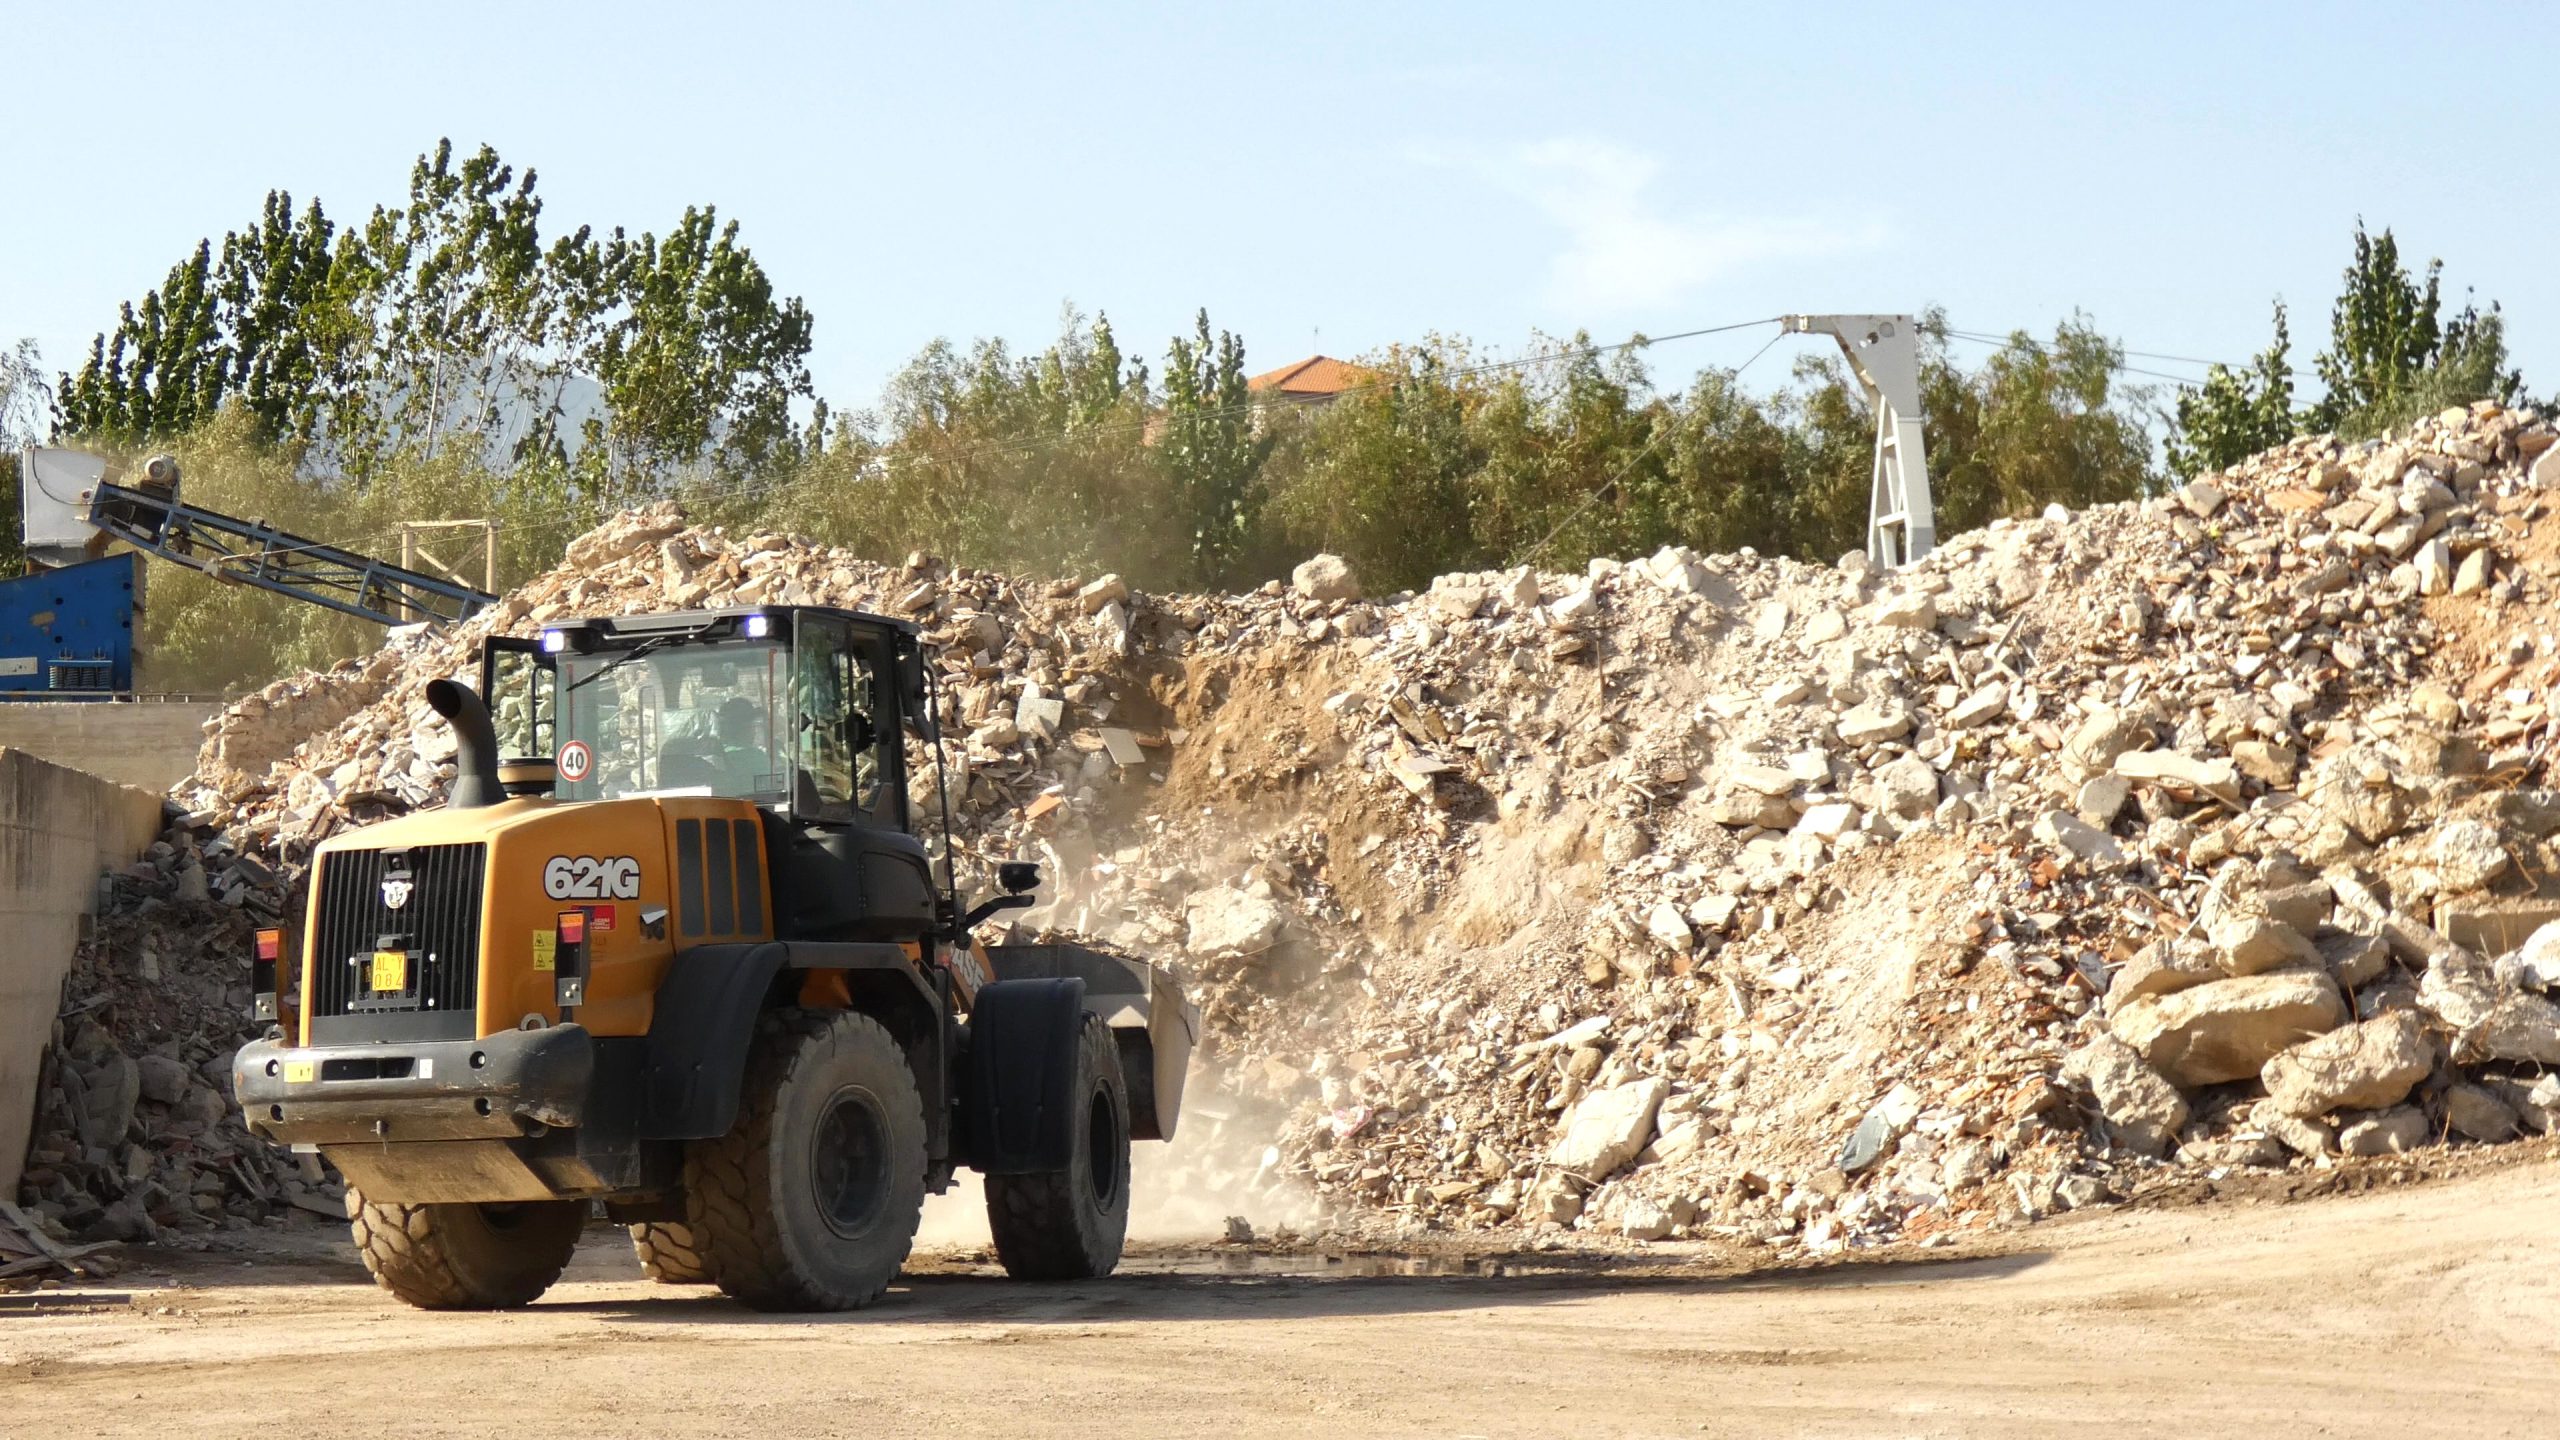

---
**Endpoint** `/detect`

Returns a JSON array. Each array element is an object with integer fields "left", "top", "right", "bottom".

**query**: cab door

[{"left": 480, "top": 636, "right": 560, "bottom": 780}]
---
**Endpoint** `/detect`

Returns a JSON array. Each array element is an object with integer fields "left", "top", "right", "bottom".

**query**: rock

[
  {"left": 1076, "top": 573, "right": 1130, "bottom": 613},
  {"left": 2207, "top": 915, "right": 2323, "bottom": 977},
  {"left": 2417, "top": 949, "right": 2505, "bottom": 1029},
  {"left": 2452, "top": 547, "right": 2492, "bottom": 596},
  {"left": 1527, "top": 1175, "right": 1585, "bottom": 1224},
  {"left": 1707, "top": 787, "right": 1798, "bottom": 829},
  {"left": 2076, "top": 774, "right": 2131, "bottom": 825},
  {"left": 77, "top": 1053, "right": 140, "bottom": 1148},
  {"left": 2482, "top": 1074, "right": 2560, "bottom": 1134},
  {"left": 2231, "top": 740, "right": 2298, "bottom": 788},
  {"left": 1872, "top": 592, "right": 1937, "bottom": 629},
  {"left": 1874, "top": 755, "right": 1940, "bottom": 819},
  {"left": 1837, "top": 1083, "right": 1922, "bottom": 1173},
  {"left": 2435, "top": 897, "right": 2560, "bottom": 957},
  {"left": 2178, "top": 478, "right": 2227, "bottom": 517},
  {"left": 1945, "top": 683, "right": 2008, "bottom": 730},
  {"left": 2444, "top": 1083, "right": 2520, "bottom": 1143},
  {"left": 2379, "top": 913, "right": 2463, "bottom": 971},
  {"left": 2064, "top": 704, "right": 2151, "bottom": 779},
  {"left": 1644, "top": 903, "right": 1693, "bottom": 953},
  {"left": 1834, "top": 703, "right": 1912, "bottom": 746},
  {"left": 2336, "top": 1106, "right": 2430, "bottom": 1156},
  {"left": 2052, "top": 1174, "right": 2112, "bottom": 1211},
  {"left": 137, "top": 1053, "right": 191, "bottom": 1107},
  {"left": 2258, "top": 1012, "right": 2432, "bottom": 1118},
  {"left": 2260, "top": 881, "right": 2333, "bottom": 937},
  {"left": 1794, "top": 802, "right": 1859, "bottom": 840},
  {"left": 2062, "top": 1035, "right": 2188, "bottom": 1157},
  {"left": 2336, "top": 780, "right": 2411, "bottom": 845},
  {"left": 2429, "top": 819, "right": 2510, "bottom": 893},
  {"left": 2109, "top": 940, "right": 2218, "bottom": 1005},
  {"left": 2035, "top": 810, "right": 2125, "bottom": 867},
  {"left": 2413, "top": 538, "right": 2453, "bottom": 595},
  {"left": 1548, "top": 1078, "right": 1668, "bottom": 1179},
  {"left": 1608, "top": 1195, "right": 1676, "bottom": 1241},
  {"left": 2108, "top": 972, "right": 2348, "bottom": 1087},
  {"left": 1183, "top": 886, "right": 1286, "bottom": 956},
  {"left": 1014, "top": 687, "right": 1065, "bottom": 739},
  {"left": 2452, "top": 992, "right": 2560, "bottom": 1065},
  {"left": 1290, "top": 553, "right": 1360, "bottom": 602},
  {"left": 2114, "top": 749, "right": 2241, "bottom": 802},
  {"left": 1727, "top": 763, "right": 1798, "bottom": 797},
  {"left": 2254, "top": 1107, "right": 2333, "bottom": 1159},
  {"left": 2507, "top": 922, "right": 2560, "bottom": 991},
  {"left": 2319, "top": 931, "right": 2390, "bottom": 989}
]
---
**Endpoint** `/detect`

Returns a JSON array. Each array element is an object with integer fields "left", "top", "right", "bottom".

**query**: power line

[
  {"left": 420, "top": 315, "right": 1798, "bottom": 550},
  {"left": 1943, "top": 328, "right": 2238, "bottom": 370},
  {"left": 1511, "top": 327, "right": 1790, "bottom": 568}
]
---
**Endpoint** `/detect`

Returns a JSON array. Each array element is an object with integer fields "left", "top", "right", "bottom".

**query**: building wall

[
  {"left": 0, "top": 749, "right": 163, "bottom": 1190},
  {"left": 0, "top": 702, "right": 213, "bottom": 794}
]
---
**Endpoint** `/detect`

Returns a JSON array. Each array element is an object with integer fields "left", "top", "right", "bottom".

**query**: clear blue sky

[{"left": 7, "top": 2, "right": 2551, "bottom": 414}]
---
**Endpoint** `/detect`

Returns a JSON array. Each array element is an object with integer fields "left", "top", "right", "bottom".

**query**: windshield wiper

[{"left": 565, "top": 625, "right": 714, "bottom": 693}]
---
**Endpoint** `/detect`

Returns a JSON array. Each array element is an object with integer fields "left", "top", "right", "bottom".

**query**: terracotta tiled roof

[{"left": 1247, "top": 355, "right": 1370, "bottom": 398}]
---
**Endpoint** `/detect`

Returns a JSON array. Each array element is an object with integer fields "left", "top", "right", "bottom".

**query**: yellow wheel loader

[{"left": 234, "top": 606, "right": 1195, "bottom": 1312}]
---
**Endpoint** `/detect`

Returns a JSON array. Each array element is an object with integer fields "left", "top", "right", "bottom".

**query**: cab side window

[{"left": 793, "top": 619, "right": 898, "bottom": 826}]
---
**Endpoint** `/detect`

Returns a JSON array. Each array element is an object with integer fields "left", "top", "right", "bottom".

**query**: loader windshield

[{"left": 553, "top": 640, "right": 791, "bottom": 803}]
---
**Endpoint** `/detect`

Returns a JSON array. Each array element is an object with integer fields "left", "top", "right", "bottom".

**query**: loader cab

[{"left": 484, "top": 605, "right": 941, "bottom": 943}]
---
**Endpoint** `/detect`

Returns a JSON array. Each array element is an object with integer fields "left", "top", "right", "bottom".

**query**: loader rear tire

[
  {"left": 628, "top": 1221, "right": 715, "bottom": 1284},
  {"left": 985, "top": 1014, "right": 1131, "bottom": 1281},
  {"left": 347, "top": 1189, "right": 585, "bottom": 1311},
  {"left": 685, "top": 1008, "right": 927, "bottom": 1312}
]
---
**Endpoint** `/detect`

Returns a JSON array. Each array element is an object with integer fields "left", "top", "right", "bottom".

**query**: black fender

[
  {"left": 639, "top": 940, "right": 937, "bottom": 1141},
  {"left": 961, "top": 976, "right": 1088, "bottom": 1174}
]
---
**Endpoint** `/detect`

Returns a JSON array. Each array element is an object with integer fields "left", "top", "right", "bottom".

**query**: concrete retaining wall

[
  {"left": 0, "top": 749, "right": 163, "bottom": 1191},
  {"left": 0, "top": 702, "right": 213, "bottom": 794}
]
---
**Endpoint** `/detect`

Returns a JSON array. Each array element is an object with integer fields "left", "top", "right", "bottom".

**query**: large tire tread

[
  {"left": 628, "top": 1221, "right": 715, "bottom": 1284},
  {"left": 347, "top": 1190, "right": 583, "bottom": 1310},
  {"left": 685, "top": 1008, "right": 925, "bottom": 1312},
  {"left": 985, "top": 1016, "right": 1131, "bottom": 1282}
]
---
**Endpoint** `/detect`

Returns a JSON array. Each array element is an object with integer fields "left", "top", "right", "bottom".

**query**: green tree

[
  {"left": 56, "top": 240, "right": 229, "bottom": 440},
  {"left": 2309, "top": 223, "right": 2523, "bottom": 438},
  {"left": 582, "top": 206, "right": 815, "bottom": 487},
  {"left": 1156, "top": 310, "right": 1267, "bottom": 587},
  {"left": 1, "top": 338, "right": 53, "bottom": 574},
  {"left": 2165, "top": 302, "right": 2298, "bottom": 477},
  {"left": 57, "top": 138, "right": 816, "bottom": 503}
]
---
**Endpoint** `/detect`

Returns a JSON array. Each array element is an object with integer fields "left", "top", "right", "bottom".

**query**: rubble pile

[
  {"left": 13, "top": 826, "right": 342, "bottom": 1252},
  {"left": 21, "top": 401, "right": 2560, "bottom": 1262}
]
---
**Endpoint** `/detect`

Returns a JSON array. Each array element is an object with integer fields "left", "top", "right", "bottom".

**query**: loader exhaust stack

[{"left": 424, "top": 678, "right": 507, "bottom": 810}]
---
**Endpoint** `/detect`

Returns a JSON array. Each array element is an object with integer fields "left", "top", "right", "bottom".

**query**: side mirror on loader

[{"left": 960, "top": 861, "right": 1043, "bottom": 935}]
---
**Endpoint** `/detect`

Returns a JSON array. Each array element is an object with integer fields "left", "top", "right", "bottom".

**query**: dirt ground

[{"left": 6, "top": 1163, "right": 2557, "bottom": 1440}]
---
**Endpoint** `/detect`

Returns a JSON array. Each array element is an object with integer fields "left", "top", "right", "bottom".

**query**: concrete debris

[
  {"left": 2257, "top": 1012, "right": 2432, "bottom": 1118},
  {"left": 32, "top": 402, "right": 2560, "bottom": 1263},
  {"left": 2061, "top": 1035, "right": 2187, "bottom": 1157},
  {"left": 2110, "top": 973, "right": 2348, "bottom": 1087}
]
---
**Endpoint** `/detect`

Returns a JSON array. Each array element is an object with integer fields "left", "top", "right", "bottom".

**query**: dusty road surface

[{"left": 5, "top": 1163, "right": 2557, "bottom": 1439}]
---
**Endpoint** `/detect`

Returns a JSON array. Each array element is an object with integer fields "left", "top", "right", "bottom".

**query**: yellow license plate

[
  {"left": 370, "top": 950, "right": 408, "bottom": 992},
  {"left": 284, "top": 1060, "right": 316, "bottom": 1083}
]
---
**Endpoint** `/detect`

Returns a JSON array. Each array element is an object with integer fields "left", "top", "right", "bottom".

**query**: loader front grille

[{"left": 306, "top": 843, "right": 486, "bottom": 1043}]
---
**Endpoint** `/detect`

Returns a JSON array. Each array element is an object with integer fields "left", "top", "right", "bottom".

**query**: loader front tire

[
  {"left": 985, "top": 1014, "right": 1131, "bottom": 1281},
  {"left": 628, "top": 1221, "right": 715, "bottom": 1284},
  {"left": 347, "top": 1190, "right": 585, "bottom": 1310},
  {"left": 685, "top": 1008, "right": 927, "bottom": 1312}
]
